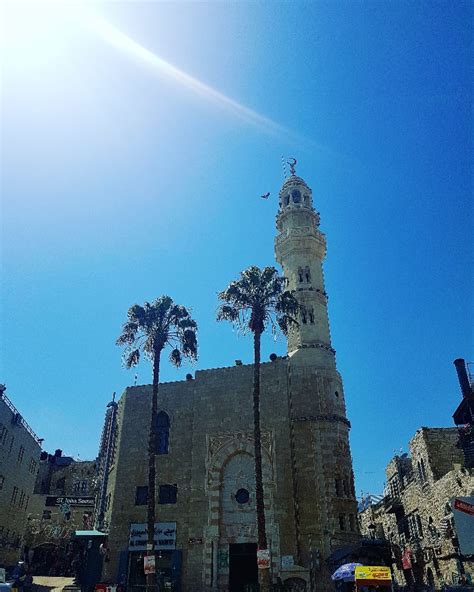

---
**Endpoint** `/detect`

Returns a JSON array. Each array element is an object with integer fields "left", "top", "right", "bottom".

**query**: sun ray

[{"left": 81, "top": 10, "right": 302, "bottom": 142}]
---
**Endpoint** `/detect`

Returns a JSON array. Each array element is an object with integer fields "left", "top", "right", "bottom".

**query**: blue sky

[{"left": 1, "top": 1, "right": 472, "bottom": 496}]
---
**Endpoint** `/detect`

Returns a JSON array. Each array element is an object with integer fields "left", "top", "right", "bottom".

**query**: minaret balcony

[{"left": 275, "top": 229, "right": 327, "bottom": 261}]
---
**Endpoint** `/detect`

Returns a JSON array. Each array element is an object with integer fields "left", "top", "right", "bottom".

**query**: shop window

[
  {"left": 159, "top": 484, "right": 177, "bottom": 504},
  {"left": 135, "top": 486, "right": 148, "bottom": 506},
  {"left": 156, "top": 412, "right": 170, "bottom": 455}
]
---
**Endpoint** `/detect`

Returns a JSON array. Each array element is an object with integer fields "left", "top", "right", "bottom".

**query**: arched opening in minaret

[
  {"left": 301, "top": 307, "right": 307, "bottom": 324},
  {"left": 291, "top": 189, "right": 301, "bottom": 203}
]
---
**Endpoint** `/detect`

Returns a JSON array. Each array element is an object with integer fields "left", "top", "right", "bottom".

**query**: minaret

[
  {"left": 95, "top": 393, "right": 118, "bottom": 531},
  {"left": 275, "top": 161, "right": 334, "bottom": 365},
  {"left": 275, "top": 161, "right": 359, "bottom": 581}
]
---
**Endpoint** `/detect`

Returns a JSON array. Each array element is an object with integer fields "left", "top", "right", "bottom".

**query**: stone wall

[
  {"left": 0, "top": 394, "right": 42, "bottom": 566},
  {"left": 359, "top": 428, "right": 474, "bottom": 589},
  {"left": 103, "top": 357, "right": 359, "bottom": 591}
]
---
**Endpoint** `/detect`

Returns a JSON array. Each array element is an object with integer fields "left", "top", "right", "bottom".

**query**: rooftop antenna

[{"left": 281, "top": 155, "right": 288, "bottom": 179}]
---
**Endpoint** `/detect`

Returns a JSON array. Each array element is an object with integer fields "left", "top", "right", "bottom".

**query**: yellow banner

[{"left": 355, "top": 566, "right": 392, "bottom": 581}]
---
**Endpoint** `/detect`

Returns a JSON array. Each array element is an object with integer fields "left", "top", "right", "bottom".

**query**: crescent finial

[{"left": 287, "top": 158, "right": 297, "bottom": 176}]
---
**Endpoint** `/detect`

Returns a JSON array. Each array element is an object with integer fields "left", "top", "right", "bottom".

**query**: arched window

[
  {"left": 156, "top": 412, "right": 170, "bottom": 454},
  {"left": 304, "top": 266, "right": 311, "bottom": 282},
  {"left": 298, "top": 267, "right": 304, "bottom": 282}
]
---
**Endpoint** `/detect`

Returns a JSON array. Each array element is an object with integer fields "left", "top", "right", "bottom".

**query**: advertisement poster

[
  {"left": 257, "top": 548, "right": 271, "bottom": 570},
  {"left": 355, "top": 566, "right": 392, "bottom": 583},
  {"left": 144, "top": 555, "right": 155, "bottom": 574}
]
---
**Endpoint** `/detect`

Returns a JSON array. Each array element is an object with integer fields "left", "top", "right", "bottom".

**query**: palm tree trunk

[
  {"left": 253, "top": 330, "right": 270, "bottom": 592},
  {"left": 146, "top": 349, "right": 160, "bottom": 592}
]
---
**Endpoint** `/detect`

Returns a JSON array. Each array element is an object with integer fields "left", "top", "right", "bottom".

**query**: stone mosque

[{"left": 102, "top": 166, "right": 360, "bottom": 591}]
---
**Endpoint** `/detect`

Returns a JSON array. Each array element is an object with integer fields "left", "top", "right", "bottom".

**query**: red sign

[
  {"left": 401, "top": 548, "right": 412, "bottom": 570},
  {"left": 257, "top": 548, "right": 271, "bottom": 570},
  {"left": 454, "top": 499, "right": 474, "bottom": 516}
]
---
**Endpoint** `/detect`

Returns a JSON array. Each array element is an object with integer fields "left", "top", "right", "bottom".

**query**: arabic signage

[
  {"left": 129, "top": 522, "right": 176, "bottom": 551},
  {"left": 355, "top": 566, "right": 392, "bottom": 582},
  {"left": 452, "top": 496, "right": 474, "bottom": 555},
  {"left": 45, "top": 496, "right": 95, "bottom": 507}
]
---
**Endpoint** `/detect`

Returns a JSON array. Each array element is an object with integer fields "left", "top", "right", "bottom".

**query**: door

[{"left": 229, "top": 543, "right": 258, "bottom": 592}]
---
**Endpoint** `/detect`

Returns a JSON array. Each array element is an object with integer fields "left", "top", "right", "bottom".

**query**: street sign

[
  {"left": 144, "top": 555, "right": 155, "bottom": 574},
  {"left": 257, "top": 548, "right": 271, "bottom": 569}
]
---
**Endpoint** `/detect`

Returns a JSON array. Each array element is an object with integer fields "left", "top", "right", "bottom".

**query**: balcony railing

[{"left": 0, "top": 391, "right": 42, "bottom": 445}]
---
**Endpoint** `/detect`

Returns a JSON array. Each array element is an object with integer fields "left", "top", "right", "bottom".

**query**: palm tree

[
  {"left": 116, "top": 296, "right": 198, "bottom": 592},
  {"left": 217, "top": 266, "right": 298, "bottom": 591}
]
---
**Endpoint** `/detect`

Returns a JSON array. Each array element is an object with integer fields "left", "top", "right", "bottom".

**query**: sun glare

[
  {"left": 1, "top": 1, "right": 317, "bottom": 149},
  {"left": 1, "top": 1, "right": 71, "bottom": 53}
]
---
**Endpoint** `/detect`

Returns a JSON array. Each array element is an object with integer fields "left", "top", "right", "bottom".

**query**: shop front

[{"left": 127, "top": 522, "right": 181, "bottom": 592}]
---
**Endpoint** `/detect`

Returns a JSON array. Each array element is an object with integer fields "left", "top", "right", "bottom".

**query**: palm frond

[
  {"left": 169, "top": 348, "right": 182, "bottom": 367},
  {"left": 217, "top": 265, "right": 298, "bottom": 338},
  {"left": 117, "top": 296, "right": 198, "bottom": 375},
  {"left": 124, "top": 348, "right": 140, "bottom": 368}
]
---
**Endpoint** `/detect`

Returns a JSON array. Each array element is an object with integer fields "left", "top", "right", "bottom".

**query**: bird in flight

[{"left": 261, "top": 192, "right": 270, "bottom": 199}]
